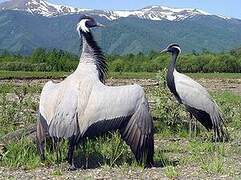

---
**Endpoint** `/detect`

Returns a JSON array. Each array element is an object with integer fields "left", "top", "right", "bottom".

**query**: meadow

[{"left": 0, "top": 70, "right": 241, "bottom": 179}]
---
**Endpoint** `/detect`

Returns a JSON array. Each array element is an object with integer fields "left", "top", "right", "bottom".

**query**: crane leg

[
  {"left": 56, "top": 138, "right": 62, "bottom": 163},
  {"left": 194, "top": 119, "right": 197, "bottom": 138},
  {"left": 51, "top": 137, "right": 62, "bottom": 163},
  {"left": 82, "top": 140, "right": 89, "bottom": 169},
  {"left": 213, "top": 128, "right": 218, "bottom": 143},
  {"left": 67, "top": 136, "right": 77, "bottom": 171},
  {"left": 189, "top": 113, "right": 193, "bottom": 139},
  {"left": 52, "top": 137, "right": 59, "bottom": 163},
  {"left": 189, "top": 120, "right": 192, "bottom": 139}
]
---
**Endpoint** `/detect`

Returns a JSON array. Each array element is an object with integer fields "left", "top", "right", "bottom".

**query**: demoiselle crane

[
  {"left": 160, "top": 43, "right": 228, "bottom": 142},
  {"left": 36, "top": 15, "right": 154, "bottom": 169}
]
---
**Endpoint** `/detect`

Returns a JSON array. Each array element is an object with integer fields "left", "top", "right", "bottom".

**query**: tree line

[{"left": 0, "top": 47, "right": 241, "bottom": 73}]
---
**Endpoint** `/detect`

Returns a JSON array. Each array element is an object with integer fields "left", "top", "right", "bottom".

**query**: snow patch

[
  {"left": 0, "top": 1, "right": 232, "bottom": 21},
  {"left": 102, "top": 5, "right": 214, "bottom": 21}
]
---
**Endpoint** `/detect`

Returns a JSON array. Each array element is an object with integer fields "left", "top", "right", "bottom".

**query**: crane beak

[
  {"left": 96, "top": 23, "right": 105, "bottom": 28},
  {"left": 160, "top": 48, "right": 168, "bottom": 54}
]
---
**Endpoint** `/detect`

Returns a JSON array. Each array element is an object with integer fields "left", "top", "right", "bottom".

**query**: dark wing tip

[{"left": 120, "top": 101, "right": 154, "bottom": 167}]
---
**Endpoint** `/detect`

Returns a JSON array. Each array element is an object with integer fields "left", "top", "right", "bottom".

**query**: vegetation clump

[{"left": 1, "top": 47, "right": 241, "bottom": 73}]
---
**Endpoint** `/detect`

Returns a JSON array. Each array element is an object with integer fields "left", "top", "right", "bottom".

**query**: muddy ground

[{"left": 1, "top": 77, "right": 241, "bottom": 95}]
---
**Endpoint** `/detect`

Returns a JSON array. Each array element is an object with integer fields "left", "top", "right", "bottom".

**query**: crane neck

[
  {"left": 77, "top": 30, "right": 108, "bottom": 83},
  {"left": 166, "top": 51, "right": 182, "bottom": 103},
  {"left": 168, "top": 51, "right": 179, "bottom": 74},
  {"left": 80, "top": 31, "right": 98, "bottom": 63}
]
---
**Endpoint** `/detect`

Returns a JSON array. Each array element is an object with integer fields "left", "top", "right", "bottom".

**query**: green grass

[
  {"left": 164, "top": 166, "right": 179, "bottom": 179},
  {"left": 0, "top": 133, "right": 133, "bottom": 170},
  {"left": 0, "top": 71, "right": 69, "bottom": 79},
  {"left": 212, "top": 91, "right": 241, "bottom": 130},
  {"left": 0, "top": 91, "right": 37, "bottom": 137},
  {"left": 0, "top": 138, "right": 41, "bottom": 169},
  {"left": 51, "top": 169, "right": 63, "bottom": 176},
  {"left": 0, "top": 83, "right": 42, "bottom": 93}
]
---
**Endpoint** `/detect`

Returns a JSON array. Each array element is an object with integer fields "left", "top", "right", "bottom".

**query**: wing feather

[
  {"left": 40, "top": 80, "right": 79, "bottom": 138},
  {"left": 174, "top": 70, "right": 216, "bottom": 114},
  {"left": 83, "top": 116, "right": 130, "bottom": 138},
  {"left": 120, "top": 99, "right": 154, "bottom": 167},
  {"left": 78, "top": 83, "right": 144, "bottom": 135},
  {"left": 79, "top": 82, "right": 154, "bottom": 166},
  {"left": 174, "top": 71, "right": 229, "bottom": 141}
]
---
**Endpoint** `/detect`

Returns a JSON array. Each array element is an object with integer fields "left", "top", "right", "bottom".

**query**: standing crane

[
  {"left": 36, "top": 15, "right": 154, "bottom": 169},
  {"left": 160, "top": 43, "right": 228, "bottom": 141}
]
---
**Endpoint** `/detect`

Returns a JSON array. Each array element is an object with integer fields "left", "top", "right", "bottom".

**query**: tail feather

[
  {"left": 211, "top": 112, "right": 229, "bottom": 142},
  {"left": 186, "top": 104, "right": 229, "bottom": 142}
]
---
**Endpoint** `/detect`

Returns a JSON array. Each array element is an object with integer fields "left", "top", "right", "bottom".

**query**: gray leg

[
  {"left": 67, "top": 136, "right": 77, "bottom": 171},
  {"left": 52, "top": 138, "right": 60, "bottom": 163},
  {"left": 214, "top": 128, "right": 218, "bottom": 143},
  {"left": 189, "top": 120, "right": 192, "bottom": 139},
  {"left": 56, "top": 139, "right": 62, "bottom": 163},
  {"left": 189, "top": 113, "right": 193, "bottom": 139},
  {"left": 194, "top": 119, "right": 197, "bottom": 138},
  {"left": 82, "top": 140, "right": 88, "bottom": 169}
]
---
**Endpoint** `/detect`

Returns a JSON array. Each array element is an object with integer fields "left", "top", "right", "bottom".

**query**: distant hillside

[{"left": 0, "top": 10, "right": 241, "bottom": 55}]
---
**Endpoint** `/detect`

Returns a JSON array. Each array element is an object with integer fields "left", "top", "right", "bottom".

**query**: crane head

[
  {"left": 160, "top": 43, "right": 181, "bottom": 54},
  {"left": 77, "top": 15, "right": 105, "bottom": 35}
]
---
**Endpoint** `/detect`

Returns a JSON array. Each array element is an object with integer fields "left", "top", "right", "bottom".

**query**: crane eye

[{"left": 86, "top": 19, "right": 97, "bottom": 28}]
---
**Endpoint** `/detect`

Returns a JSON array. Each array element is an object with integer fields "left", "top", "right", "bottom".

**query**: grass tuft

[
  {"left": 0, "top": 138, "right": 41, "bottom": 169},
  {"left": 164, "top": 166, "right": 179, "bottom": 179}
]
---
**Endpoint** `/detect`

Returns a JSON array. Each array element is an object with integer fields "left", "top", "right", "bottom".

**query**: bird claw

[{"left": 68, "top": 164, "right": 77, "bottom": 171}]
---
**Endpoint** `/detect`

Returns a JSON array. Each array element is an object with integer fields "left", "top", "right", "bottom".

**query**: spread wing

[
  {"left": 80, "top": 83, "right": 145, "bottom": 136},
  {"left": 39, "top": 80, "right": 79, "bottom": 138},
  {"left": 120, "top": 97, "right": 154, "bottom": 166},
  {"left": 81, "top": 83, "right": 154, "bottom": 166}
]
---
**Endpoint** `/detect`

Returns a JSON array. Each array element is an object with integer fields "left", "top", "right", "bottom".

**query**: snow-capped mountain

[
  {"left": 0, "top": 0, "right": 231, "bottom": 21},
  {"left": 0, "top": 0, "right": 240, "bottom": 55},
  {"left": 0, "top": 0, "right": 89, "bottom": 16},
  {"left": 101, "top": 6, "right": 211, "bottom": 21}
]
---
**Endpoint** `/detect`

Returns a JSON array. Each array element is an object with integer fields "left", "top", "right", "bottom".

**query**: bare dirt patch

[
  {"left": 197, "top": 78, "right": 241, "bottom": 96},
  {"left": 1, "top": 77, "right": 241, "bottom": 96}
]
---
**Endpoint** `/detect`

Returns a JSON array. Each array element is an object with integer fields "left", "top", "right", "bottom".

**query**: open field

[
  {"left": 1, "top": 70, "right": 241, "bottom": 80},
  {"left": 0, "top": 71, "right": 241, "bottom": 179},
  {"left": 1, "top": 71, "right": 241, "bottom": 96}
]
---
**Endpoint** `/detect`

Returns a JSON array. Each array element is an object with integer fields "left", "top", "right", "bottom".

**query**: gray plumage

[
  {"left": 36, "top": 15, "right": 154, "bottom": 168},
  {"left": 161, "top": 43, "right": 228, "bottom": 141}
]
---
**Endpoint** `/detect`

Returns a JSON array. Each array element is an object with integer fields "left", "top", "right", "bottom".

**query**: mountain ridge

[
  {"left": 0, "top": 1, "right": 240, "bottom": 55},
  {"left": 0, "top": 0, "right": 234, "bottom": 21}
]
